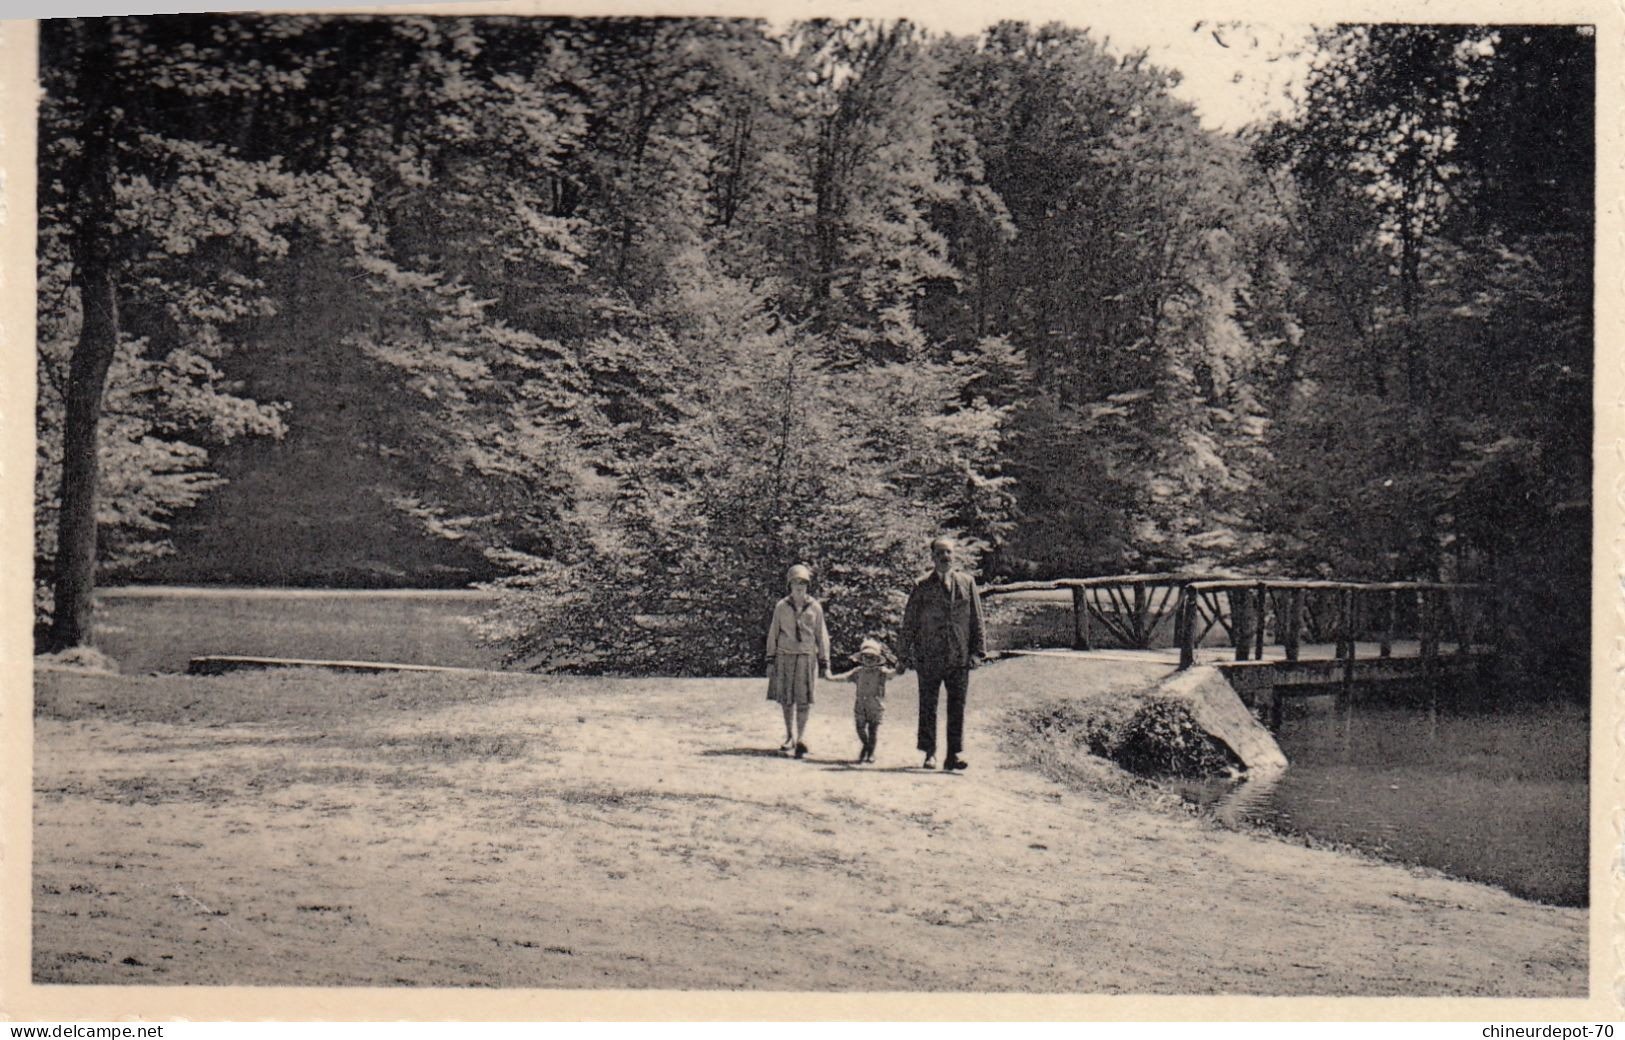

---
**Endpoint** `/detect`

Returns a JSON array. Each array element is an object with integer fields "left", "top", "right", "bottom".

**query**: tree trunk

[
  {"left": 47, "top": 259, "right": 119, "bottom": 651},
  {"left": 46, "top": 23, "right": 120, "bottom": 652},
  {"left": 1398, "top": 137, "right": 1426, "bottom": 408}
]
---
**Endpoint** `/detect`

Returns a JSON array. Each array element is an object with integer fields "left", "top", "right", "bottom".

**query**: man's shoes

[
  {"left": 944, "top": 756, "right": 969, "bottom": 771},
  {"left": 794, "top": 742, "right": 808, "bottom": 759},
  {"left": 923, "top": 754, "right": 937, "bottom": 770}
]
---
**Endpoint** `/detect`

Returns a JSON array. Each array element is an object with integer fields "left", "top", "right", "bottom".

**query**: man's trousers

[{"left": 915, "top": 667, "right": 969, "bottom": 757}]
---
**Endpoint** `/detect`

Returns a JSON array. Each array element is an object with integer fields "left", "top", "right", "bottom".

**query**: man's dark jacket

[{"left": 896, "top": 570, "right": 986, "bottom": 672}]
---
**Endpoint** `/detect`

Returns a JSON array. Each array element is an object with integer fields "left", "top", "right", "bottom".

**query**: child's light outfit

[
  {"left": 833, "top": 663, "right": 894, "bottom": 761},
  {"left": 765, "top": 595, "right": 830, "bottom": 706}
]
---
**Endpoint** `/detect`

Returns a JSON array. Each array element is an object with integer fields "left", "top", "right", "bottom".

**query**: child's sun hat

[{"left": 852, "top": 637, "right": 887, "bottom": 661}]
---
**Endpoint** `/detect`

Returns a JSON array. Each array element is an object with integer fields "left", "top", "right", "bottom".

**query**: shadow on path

[
  {"left": 816, "top": 764, "right": 950, "bottom": 775},
  {"left": 698, "top": 747, "right": 963, "bottom": 775}
]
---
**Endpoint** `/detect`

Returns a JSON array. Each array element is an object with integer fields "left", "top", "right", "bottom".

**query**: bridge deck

[{"left": 1001, "top": 639, "right": 1479, "bottom": 667}]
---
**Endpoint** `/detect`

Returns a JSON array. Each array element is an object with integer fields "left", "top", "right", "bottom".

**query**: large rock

[{"left": 1152, "top": 665, "right": 1288, "bottom": 771}]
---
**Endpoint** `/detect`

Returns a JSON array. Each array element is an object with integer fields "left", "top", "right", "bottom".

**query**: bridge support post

[
  {"left": 1381, "top": 589, "right": 1396, "bottom": 658},
  {"left": 1177, "top": 588, "right": 1196, "bottom": 669},
  {"left": 1420, "top": 588, "right": 1438, "bottom": 683},
  {"left": 1172, "top": 586, "right": 1188, "bottom": 660},
  {"left": 1280, "top": 588, "right": 1306, "bottom": 663},
  {"left": 1446, "top": 589, "right": 1465, "bottom": 657},
  {"left": 1132, "top": 583, "right": 1149, "bottom": 648},
  {"left": 1340, "top": 587, "right": 1356, "bottom": 699},
  {"left": 1284, "top": 589, "right": 1302, "bottom": 662},
  {"left": 1071, "top": 586, "right": 1092, "bottom": 651},
  {"left": 1230, "top": 589, "right": 1251, "bottom": 661},
  {"left": 1253, "top": 584, "right": 1268, "bottom": 661}
]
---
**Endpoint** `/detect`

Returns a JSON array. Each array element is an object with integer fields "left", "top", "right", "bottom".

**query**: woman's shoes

[
  {"left": 779, "top": 739, "right": 795, "bottom": 754},
  {"left": 794, "top": 742, "right": 809, "bottom": 759}
]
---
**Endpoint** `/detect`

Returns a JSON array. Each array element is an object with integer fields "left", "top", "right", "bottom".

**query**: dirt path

[{"left": 31, "top": 658, "right": 1587, "bottom": 994}]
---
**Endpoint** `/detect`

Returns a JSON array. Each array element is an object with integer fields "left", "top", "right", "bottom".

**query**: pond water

[
  {"left": 1182, "top": 692, "right": 1590, "bottom": 907},
  {"left": 91, "top": 586, "right": 502, "bottom": 673}
]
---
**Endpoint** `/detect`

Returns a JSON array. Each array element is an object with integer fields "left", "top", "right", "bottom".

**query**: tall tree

[
  {"left": 1259, "top": 24, "right": 1593, "bottom": 689},
  {"left": 37, "top": 16, "right": 366, "bottom": 647},
  {"left": 784, "top": 20, "right": 958, "bottom": 361},
  {"left": 490, "top": 259, "right": 1011, "bottom": 674},
  {"left": 933, "top": 23, "right": 1286, "bottom": 573}
]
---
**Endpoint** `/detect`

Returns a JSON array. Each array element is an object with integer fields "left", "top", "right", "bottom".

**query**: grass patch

[
  {"left": 553, "top": 787, "right": 653, "bottom": 810},
  {"left": 373, "top": 734, "right": 531, "bottom": 762}
]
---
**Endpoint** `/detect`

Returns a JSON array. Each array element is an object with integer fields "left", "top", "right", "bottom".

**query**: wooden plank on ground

[{"left": 187, "top": 655, "right": 497, "bottom": 676}]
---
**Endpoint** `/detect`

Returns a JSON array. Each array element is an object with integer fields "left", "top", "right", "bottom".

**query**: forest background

[{"left": 33, "top": 17, "right": 1593, "bottom": 687}]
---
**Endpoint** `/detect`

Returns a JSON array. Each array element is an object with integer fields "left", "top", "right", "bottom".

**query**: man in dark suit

[{"left": 894, "top": 536, "right": 986, "bottom": 771}]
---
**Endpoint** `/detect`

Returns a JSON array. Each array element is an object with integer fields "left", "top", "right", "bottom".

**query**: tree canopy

[{"left": 36, "top": 17, "right": 1592, "bottom": 688}]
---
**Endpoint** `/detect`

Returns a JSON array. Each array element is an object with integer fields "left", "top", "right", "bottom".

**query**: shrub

[
  {"left": 1114, "top": 700, "right": 1238, "bottom": 778},
  {"left": 1017, "top": 695, "right": 1239, "bottom": 781}
]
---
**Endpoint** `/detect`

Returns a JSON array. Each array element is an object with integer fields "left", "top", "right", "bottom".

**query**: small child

[{"left": 829, "top": 637, "right": 896, "bottom": 764}]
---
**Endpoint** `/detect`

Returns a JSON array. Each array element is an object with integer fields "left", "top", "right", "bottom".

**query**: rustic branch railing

[
  {"left": 982, "top": 574, "right": 1237, "bottom": 651},
  {"left": 981, "top": 575, "right": 1497, "bottom": 671},
  {"left": 1174, "top": 579, "right": 1495, "bottom": 672}
]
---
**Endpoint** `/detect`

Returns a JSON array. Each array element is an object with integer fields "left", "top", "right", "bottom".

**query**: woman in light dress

[{"left": 765, "top": 563, "right": 830, "bottom": 758}]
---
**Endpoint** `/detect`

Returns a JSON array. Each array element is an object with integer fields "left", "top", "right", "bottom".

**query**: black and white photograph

[{"left": 2, "top": 0, "right": 1617, "bottom": 1020}]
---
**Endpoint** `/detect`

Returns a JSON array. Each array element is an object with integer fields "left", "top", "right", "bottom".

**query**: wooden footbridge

[{"left": 981, "top": 574, "right": 1497, "bottom": 722}]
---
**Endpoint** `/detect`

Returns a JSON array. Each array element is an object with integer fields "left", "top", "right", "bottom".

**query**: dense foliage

[
  {"left": 1252, "top": 25, "right": 1592, "bottom": 690},
  {"left": 36, "top": 18, "right": 1592, "bottom": 686}
]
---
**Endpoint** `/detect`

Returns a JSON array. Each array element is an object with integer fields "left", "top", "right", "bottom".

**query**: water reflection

[
  {"left": 1185, "top": 691, "right": 1588, "bottom": 907},
  {"left": 1209, "top": 765, "right": 1285, "bottom": 830}
]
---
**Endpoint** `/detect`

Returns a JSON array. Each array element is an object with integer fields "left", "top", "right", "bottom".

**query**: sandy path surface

[{"left": 32, "top": 658, "right": 1586, "bottom": 994}]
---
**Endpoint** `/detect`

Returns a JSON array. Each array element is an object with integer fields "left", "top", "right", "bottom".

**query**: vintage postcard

[{"left": 1, "top": 0, "right": 1619, "bottom": 1022}]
